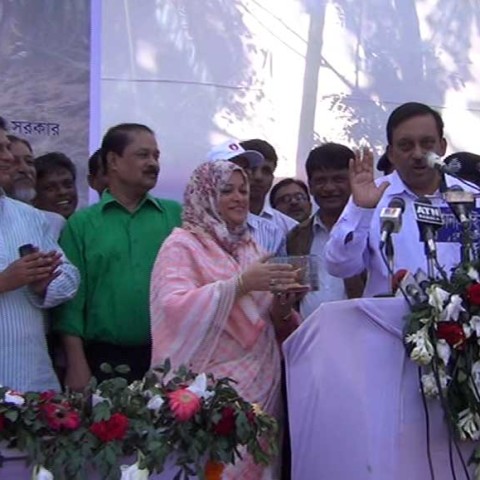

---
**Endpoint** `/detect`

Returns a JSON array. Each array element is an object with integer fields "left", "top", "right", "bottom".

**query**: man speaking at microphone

[{"left": 325, "top": 102, "right": 476, "bottom": 297}]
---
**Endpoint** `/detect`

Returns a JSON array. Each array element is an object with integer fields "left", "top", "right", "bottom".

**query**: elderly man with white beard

[{"left": 5, "top": 134, "right": 66, "bottom": 240}]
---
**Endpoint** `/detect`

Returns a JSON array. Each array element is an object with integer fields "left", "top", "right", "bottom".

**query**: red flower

[
  {"left": 437, "top": 321, "right": 466, "bottom": 350},
  {"left": 167, "top": 389, "right": 201, "bottom": 422},
  {"left": 213, "top": 407, "right": 236, "bottom": 436},
  {"left": 40, "top": 402, "right": 81, "bottom": 430},
  {"left": 90, "top": 413, "right": 129, "bottom": 442},
  {"left": 467, "top": 284, "right": 480, "bottom": 305},
  {"left": 39, "top": 390, "right": 57, "bottom": 402},
  {"left": 246, "top": 408, "right": 256, "bottom": 425},
  {"left": 392, "top": 269, "right": 408, "bottom": 293}
]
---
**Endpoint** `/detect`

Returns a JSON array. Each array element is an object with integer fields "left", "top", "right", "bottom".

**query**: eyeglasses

[{"left": 276, "top": 192, "right": 308, "bottom": 205}]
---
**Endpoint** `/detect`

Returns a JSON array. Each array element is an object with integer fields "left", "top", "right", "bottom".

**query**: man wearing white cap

[{"left": 208, "top": 140, "right": 286, "bottom": 254}]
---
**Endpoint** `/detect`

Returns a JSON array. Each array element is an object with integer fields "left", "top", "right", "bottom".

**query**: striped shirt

[
  {"left": 247, "top": 213, "right": 286, "bottom": 255},
  {"left": 0, "top": 194, "right": 80, "bottom": 392},
  {"left": 260, "top": 203, "right": 298, "bottom": 235}
]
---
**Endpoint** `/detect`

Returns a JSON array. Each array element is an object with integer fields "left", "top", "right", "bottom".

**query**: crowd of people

[{"left": 1, "top": 100, "right": 480, "bottom": 478}]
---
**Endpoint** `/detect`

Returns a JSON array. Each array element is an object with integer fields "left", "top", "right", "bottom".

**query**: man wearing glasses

[{"left": 270, "top": 178, "right": 312, "bottom": 223}]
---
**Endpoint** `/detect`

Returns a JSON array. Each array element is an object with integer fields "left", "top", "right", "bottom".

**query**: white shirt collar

[
  {"left": 260, "top": 201, "right": 275, "bottom": 219},
  {"left": 379, "top": 170, "right": 459, "bottom": 199},
  {"left": 313, "top": 213, "right": 329, "bottom": 233}
]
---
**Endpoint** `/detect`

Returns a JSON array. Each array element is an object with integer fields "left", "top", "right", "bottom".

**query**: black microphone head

[
  {"left": 444, "top": 152, "right": 480, "bottom": 181},
  {"left": 415, "top": 196, "right": 432, "bottom": 205},
  {"left": 387, "top": 196, "right": 406, "bottom": 212},
  {"left": 414, "top": 196, "right": 443, "bottom": 227}
]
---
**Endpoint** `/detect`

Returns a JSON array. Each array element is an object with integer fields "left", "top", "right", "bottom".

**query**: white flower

[
  {"left": 428, "top": 286, "right": 450, "bottom": 312},
  {"left": 436, "top": 339, "right": 451, "bottom": 366},
  {"left": 187, "top": 373, "right": 214, "bottom": 400},
  {"left": 32, "top": 465, "right": 54, "bottom": 480},
  {"left": 457, "top": 408, "right": 480, "bottom": 441},
  {"left": 128, "top": 380, "right": 145, "bottom": 393},
  {"left": 146, "top": 394, "right": 164, "bottom": 411},
  {"left": 406, "top": 328, "right": 435, "bottom": 365},
  {"left": 471, "top": 316, "right": 480, "bottom": 337},
  {"left": 120, "top": 462, "right": 149, "bottom": 480},
  {"left": 421, "top": 370, "right": 449, "bottom": 398},
  {"left": 443, "top": 294, "right": 465, "bottom": 322},
  {"left": 468, "top": 267, "right": 480, "bottom": 282},
  {"left": 5, "top": 391, "right": 25, "bottom": 406},
  {"left": 92, "top": 392, "right": 111, "bottom": 407}
]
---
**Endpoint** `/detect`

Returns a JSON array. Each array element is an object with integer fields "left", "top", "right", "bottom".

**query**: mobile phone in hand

[{"left": 18, "top": 244, "right": 35, "bottom": 257}]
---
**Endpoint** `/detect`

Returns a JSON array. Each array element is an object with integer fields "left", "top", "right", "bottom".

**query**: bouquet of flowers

[
  {"left": 404, "top": 261, "right": 480, "bottom": 471},
  {"left": 0, "top": 360, "right": 278, "bottom": 479}
]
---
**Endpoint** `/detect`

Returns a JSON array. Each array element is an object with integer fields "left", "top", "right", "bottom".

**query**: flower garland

[
  {"left": 0, "top": 361, "right": 278, "bottom": 479},
  {"left": 404, "top": 262, "right": 480, "bottom": 474}
]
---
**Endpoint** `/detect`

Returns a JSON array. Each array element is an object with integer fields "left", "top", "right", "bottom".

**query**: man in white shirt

[
  {"left": 0, "top": 118, "right": 80, "bottom": 391},
  {"left": 325, "top": 102, "right": 471, "bottom": 297},
  {"left": 240, "top": 139, "right": 298, "bottom": 235},
  {"left": 286, "top": 143, "right": 365, "bottom": 319}
]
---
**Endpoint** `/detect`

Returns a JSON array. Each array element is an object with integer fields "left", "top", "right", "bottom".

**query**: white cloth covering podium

[{"left": 283, "top": 297, "right": 474, "bottom": 480}]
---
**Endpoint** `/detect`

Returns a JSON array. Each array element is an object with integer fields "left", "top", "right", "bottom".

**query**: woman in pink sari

[{"left": 150, "top": 160, "right": 299, "bottom": 479}]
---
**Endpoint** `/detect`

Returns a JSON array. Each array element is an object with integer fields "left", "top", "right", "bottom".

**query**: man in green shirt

[{"left": 54, "top": 123, "right": 182, "bottom": 391}]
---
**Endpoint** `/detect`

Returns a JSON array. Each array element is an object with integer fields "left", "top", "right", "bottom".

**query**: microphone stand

[
  {"left": 460, "top": 221, "right": 474, "bottom": 264},
  {"left": 420, "top": 231, "right": 437, "bottom": 280},
  {"left": 425, "top": 248, "right": 436, "bottom": 280},
  {"left": 385, "top": 235, "right": 395, "bottom": 295}
]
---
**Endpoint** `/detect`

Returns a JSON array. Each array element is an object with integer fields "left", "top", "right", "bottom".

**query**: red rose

[
  {"left": 437, "top": 321, "right": 466, "bottom": 350},
  {"left": 246, "top": 409, "right": 256, "bottom": 425},
  {"left": 213, "top": 407, "right": 236, "bottom": 436},
  {"left": 40, "top": 402, "right": 81, "bottom": 430},
  {"left": 39, "top": 390, "right": 57, "bottom": 402},
  {"left": 467, "top": 284, "right": 480, "bottom": 305},
  {"left": 90, "top": 413, "right": 129, "bottom": 442}
]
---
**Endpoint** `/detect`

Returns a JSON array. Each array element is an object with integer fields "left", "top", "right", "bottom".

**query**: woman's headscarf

[{"left": 182, "top": 160, "right": 253, "bottom": 258}]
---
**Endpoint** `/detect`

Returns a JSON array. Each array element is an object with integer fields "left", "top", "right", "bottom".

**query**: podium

[{"left": 283, "top": 298, "right": 474, "bottom": 480}]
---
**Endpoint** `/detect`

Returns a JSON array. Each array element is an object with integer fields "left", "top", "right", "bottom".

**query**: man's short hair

[
  {"left": 0, "top": 116, "right": 7, "bottom": 131},
  {"left": 240, "top": 139, "right": 278, "bottom": 166},
  {"left": 386, "top": 102, "right": 444, "bottom": 145},
  {"left": 305, "top": 143, "right": 354, "bottom": 180},
  {"left": 34, "top": 152, "right": 76, "bottom": 181},
  {"left": 270, "top": 178, "right": 309, "bottom": 207},
  {"left": 7, "top": 135, "right": 33, "bottom": 153},
  {"left": 101, "top": 123, "right": 154, "bottom": 170},
  {"left": 88, "top": 148, "right": 103, "bottom": 176}
]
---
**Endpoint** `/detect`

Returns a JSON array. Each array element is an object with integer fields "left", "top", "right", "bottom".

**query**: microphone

[
  {"left": 443, "top": 185, "right": 475, "bottom": 226},
  {"left": 444, "top": 152, "right": 480, "bottom": 180},
  {"left": 379, "top": 197, "right": 406, "bottom": 248},
  {"left": 425, "top": 151, "right": 460, "bottom": 175},
  {"left": 413, "top": 197, "right": 443, "bottom": 257}
]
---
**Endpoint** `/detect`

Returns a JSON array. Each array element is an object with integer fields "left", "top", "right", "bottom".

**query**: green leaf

[
  {"left": 99, "top": 363, "right": 113, "bottom": 374},
  {"left": 114, "top": 364, "right": 131, "bottom": 375},
  {"left": 4, "top": 409, "right": 19, "bottom": 422}
]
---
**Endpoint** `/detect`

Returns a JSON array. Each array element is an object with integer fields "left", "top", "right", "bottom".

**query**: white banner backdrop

[
  {"left": 0, "top": 0, "right": 91, "bottom": 207},
  {"left": 100, "top": 0, "right": 480, "bottom": 202}
]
